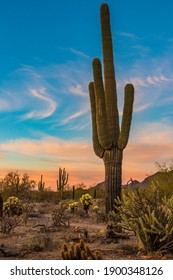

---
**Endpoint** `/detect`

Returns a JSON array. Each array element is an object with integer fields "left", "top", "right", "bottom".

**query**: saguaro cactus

[
  {"left": 72, "top": 185, "right": 75, "bottom": 200},
  {"left": 89, "top": 3, "right": 134, "bottom": 213},
  {"left": 57, "top": 167, "right": 69, "bottom": 199},
  {"left": 38, "top": 174, "right": 45, "bottom": 191}
]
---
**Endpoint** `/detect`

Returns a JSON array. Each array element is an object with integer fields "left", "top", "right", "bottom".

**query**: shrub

[
  {"left": 3, "top": 196, "right": 22, "bottom": 216},
  {"left": 27, "top": 234, "right": 51, "bottom": 252},
  {"left": 28, "top": 189, "right": 60, "bottom": 203},
  {"left": 68, "top": 202, "right": 79, "bottom": 213},
  {"left": 1, "top": 171, "right": 36, "bottom": 199},
  {"left": 115, "top": 185, "right": 173, "bottom": 254},
  {"left": 96, "top": 210, "right": 107, "bottom": 223},
  {"left": 92, "top": 205, "right": 99, "bottom": 213},
  {"left": 21, "top": 202, "right": 33, "bottom": 225},
  {"left": 80, "top": 194, "right": 93, "bottom": 214},
  {"left": 51, "top": 203, "right": 70, "bottom": 228},
  {"left": 0, "top": 215, "right": 22, "bottom": 234}
]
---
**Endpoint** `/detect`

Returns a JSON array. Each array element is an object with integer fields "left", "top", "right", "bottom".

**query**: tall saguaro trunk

[
  {"left": 104, "top": 149, "right": 123, "bottom": 213},
  {"left": 88, "top": 4, "right": 134, "bottom": 214}
]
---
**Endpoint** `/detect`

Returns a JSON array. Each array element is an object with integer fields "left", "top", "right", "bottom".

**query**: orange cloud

[{"left": 1, "top": 121, "right": 173, "bottom": 188}]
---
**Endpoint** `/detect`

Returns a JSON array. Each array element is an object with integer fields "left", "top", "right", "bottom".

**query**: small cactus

[
  {"left": 57, "top": 167, "right": 69, "bottom": 199},
  {"left": 80, "top": 194, "right": 93, "bottom": 214},
  {"left": 68, "top": 202, "right": 79, "bottom": 213},
  {"left": 61, "top": 239, "right": 102, "bottom": 260},
  {"left": 72, "top": 185, "right": 75, "bottom": 200},
  {"left": 38, "top": 175, "right": 45, "bottom": 191},
  {"left": 3, "top": 196, "right": 22, "bottom": 216}
]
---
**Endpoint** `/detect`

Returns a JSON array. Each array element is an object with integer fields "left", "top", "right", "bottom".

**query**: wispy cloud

[
  {"left": 0, "top": 58, "right": 91, "bottom": 129},
  {"left": 125, "top": 74, "right": 173, "bottom": 88},
  {"left": 62, "top": 107, "right": 90, "bottom": 124},
  {"left": 117, "top": 32, "right": 139, "bottom": 40},
  {"left": 117, "top": 50, "right": 173, "bottom": 113},
  {"left": 0, "top": 97, "right": 12, "bottom": 111},
  {"left": 57, "top": 46, "right": 91, "bottom": 60},
  {"left": 130, "top": 121, "right": 173, "bottom": 145},
  {"left": 69, "top": 83, "right": 88, "bottom": 97},
  {"left": 22, "top": 87, "right": 57, "bottom": 119},
  {"left": 0, "top": 136, "right": 101, "bottom": 175},
  {"left": 0, "top": 90, "right": 22, "bottom": 112},
  {"left": 132, "top": 45, "right": 151, "bottom": 56},
  {"left": 68, "top": 48, "right": 91, "bottom": 59}
]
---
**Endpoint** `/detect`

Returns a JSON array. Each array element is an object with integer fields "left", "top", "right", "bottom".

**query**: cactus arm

[
  {"left": 62, "top": 168, "right": 65, "bottom": 185},
  {"left": 89, "top": 82, "right": 105, "bottom": 158},
  {"left": 118, "top": 84, "right": 134, "bottom": 150},
  {"left": 92, "top": 58, "right": 112, "bottom": 149},
  {"left": 100, "top": 3, "right": 119, "bottom": 145},
  {"left": 62, "top": 168, "right": 68, "bottom": 185}
]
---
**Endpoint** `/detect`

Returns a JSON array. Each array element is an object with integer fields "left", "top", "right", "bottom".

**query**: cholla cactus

[
  {"left": 115, "top": 185, "right": 173, "bottom": 254},
  {"left": 68, "top": 202, "right": 79, "bottom": 213},
  {"left": 3, "top": 196, "right": 22, "bottom": 216},
  {"left": 62, "top": 239, "right": 102, "bottom": 260},
  {"left": 3, "top": 196, "right": 19, "bottom": 209},
  {"left": 80, "top": 194, "right": 93, "bottom": 214},
  {"left": 92, "top": 205, "right": 99, "bottom": 213}
]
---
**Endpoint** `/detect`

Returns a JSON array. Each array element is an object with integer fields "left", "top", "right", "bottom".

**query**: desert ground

[{"left": 0, "top": 200, "right": 172, "bottom": 260}]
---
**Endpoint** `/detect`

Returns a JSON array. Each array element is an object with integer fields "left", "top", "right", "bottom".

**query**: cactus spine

[
  {"left": 38, "top": 174, "right": 45, "bottom": 191},
  {"left": 89, "top": 4, "right": 134, "bottom": 213},
  {"left": 57, "top": 167, "right": 69, "bottom": 199}
]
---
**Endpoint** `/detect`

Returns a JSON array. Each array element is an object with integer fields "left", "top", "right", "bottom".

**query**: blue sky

[{"left": 1, "top": 0, "right": 173, "bottom": 188}]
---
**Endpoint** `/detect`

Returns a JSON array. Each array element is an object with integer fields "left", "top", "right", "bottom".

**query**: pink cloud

[{"left": 1, "top": 121, "right": 173, "bottom": 188}]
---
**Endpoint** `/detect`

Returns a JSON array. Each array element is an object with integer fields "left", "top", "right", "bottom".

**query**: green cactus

[
  {"left": 80, "top": 193, "right": 93, "bottom": 214},
  {"left": 72, "top": 185, "right": 75, "bottom": 200},
  {"left": 115, "top": 185, "right": 173, "bottom": 254},
  {"left": 57, "top": 167, "right": 69, "bottom": 199},
  {"left": 68, "top": 201, "right": 79, "bottom": 213},
  {"left": 88, "top": 3, "right": 134, "bottom": 213},
  {"left": 61, "top": 239, "right": 102, "bottom": 260},
  {"left": 94, "top": 188, "right": 97, "bottom": 199},
  {"left": 38, "top": 175, "right": 45, "bottom": 191}
]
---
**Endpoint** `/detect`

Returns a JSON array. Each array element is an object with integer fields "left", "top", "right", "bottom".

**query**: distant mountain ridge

[{"left": 95, "top": 170, "right": 173, "bottom": 195}]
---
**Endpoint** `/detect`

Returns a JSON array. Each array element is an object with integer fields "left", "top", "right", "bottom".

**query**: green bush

[
  {"left": 28, "top": 189, "right": 60, "bottom": 203},
  {"left": 115, "top": 185, "right": 173, "bottom": 254},
  {"left": 80, "top": 194, "right": 93, "bottom": 214},
  {"left": 3, "top": 196, "right": 22, "bottom": 216},
  {"left": 68, "top": 202, "right": 79, "bottom": 213}
]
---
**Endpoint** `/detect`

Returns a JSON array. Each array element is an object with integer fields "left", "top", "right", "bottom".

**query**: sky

[{"left": 1, "top": 0, "right": 173, "bottom": 189}]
